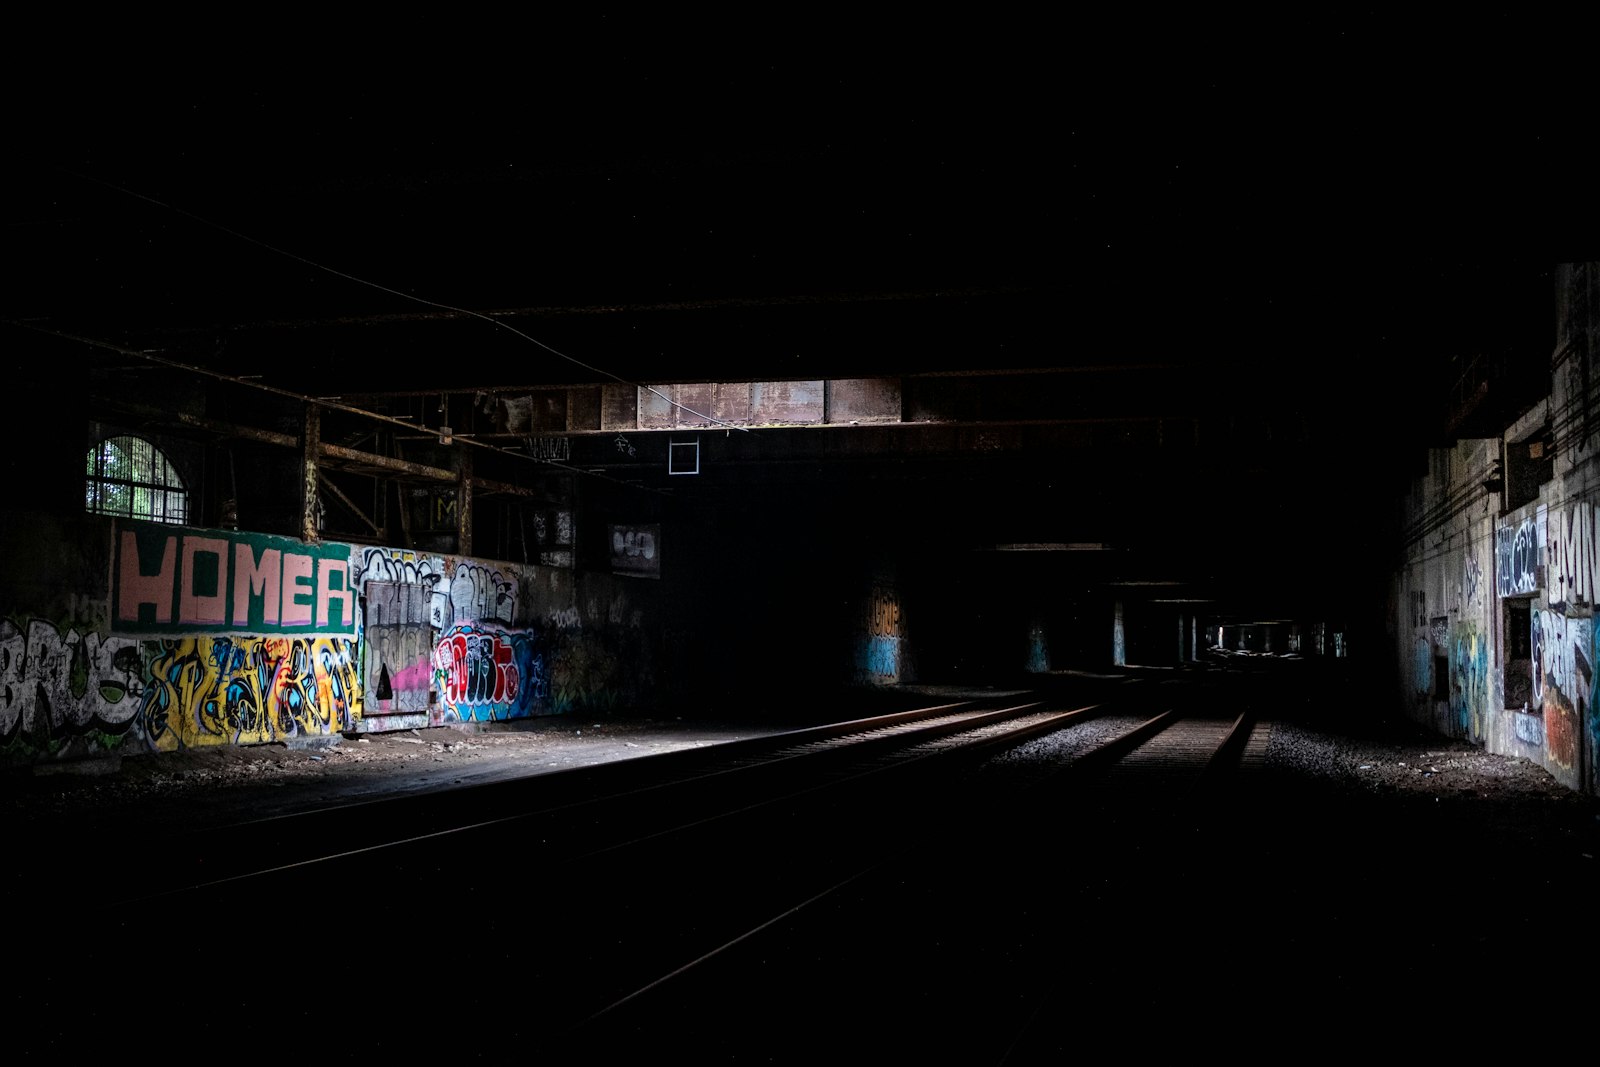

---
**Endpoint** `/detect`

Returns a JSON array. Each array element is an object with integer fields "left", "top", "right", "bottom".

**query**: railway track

[
  {"left": 552, "top": 704, "right": 1271, "bottom": 1056},
  {"left": 17, "top": 686, "right": 1271, "bottom": 1062}
]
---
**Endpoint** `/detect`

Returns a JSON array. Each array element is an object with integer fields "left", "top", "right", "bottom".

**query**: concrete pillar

[{"left": 1112, "top": 599, "right": 1126, "bottom": 667}]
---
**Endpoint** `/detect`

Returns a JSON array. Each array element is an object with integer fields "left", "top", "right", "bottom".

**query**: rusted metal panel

[
  {"left": 500, "top": 395, "right": 533, "bottom": 435},
  {"left": 601, "top": 383, "right": 638, "bottom": 431},
  {"left": 751, "top": 380, "right": 824, "bottom": 424},
  {"left": 569, "top": 387, "right": 603, "bottom": 431},
  {"left": 638, "top": 385, "right": 674, "bottom": 428},
  {"left": 529, "top": 391, "right": 567, "bottom": 433},
  {"left": 712, "top": 382, "right": 753, "bottom": 424},
  {"left": 826, "top": 379, "right": 901, "bottom": 424},
  {"left": 640, "top": 384, "right": 714, "bottom": 428},
  {"left": 673, "top": 383, "right": 713, "bottom": 427}
]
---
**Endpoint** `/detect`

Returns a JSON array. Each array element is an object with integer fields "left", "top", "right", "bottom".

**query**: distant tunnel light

[{"left": 991, "top": 542, "right": 1113, "bottom": 551}]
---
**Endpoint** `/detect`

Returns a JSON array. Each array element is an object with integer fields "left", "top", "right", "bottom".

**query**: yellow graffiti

[{"left": 143, "top": 636, "right": 360, "bottom": 750}]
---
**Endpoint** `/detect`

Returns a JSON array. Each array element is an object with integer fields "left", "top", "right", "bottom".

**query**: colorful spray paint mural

[
  {"left": 432, "top": 623, "right": 544, "bottom": 722},
  {"left": 1451, "top": 622, "right": 1487, "bottom": 739},
  {"left": 102, "top": 522, "right": 364, "bottom": 750},
  {"left": 2, "top": 516, "right": 655, "bottom": 763},
  {"left": 1413, "top": 636, "right": 1433, "bottom": 701},
  {"left": 1544, "top": 502, "right": 1600, "bottom": 789},
  {"left": 142, "top": 636, "right": 358, "bottom": 749},
  {"left": 1535, "top": 608, "right": 1584, "bottom": 781},
  {"left": 363, "top": 580, "right": 431, "bottom": 714},
  {"left": 430, "top": 614, "right": 630, "bottom": 720},
  {"left": 853, "top": 582, "right": 906, "bottom": 685},
  {"left": 352, "top": 547, "right": 534, "bottom": 723}
]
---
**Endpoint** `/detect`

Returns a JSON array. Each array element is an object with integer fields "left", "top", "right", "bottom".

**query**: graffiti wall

[
  {"left": 1533, "top": 501, "right": 1600, "bottom": 788},
  {"left": 610, "top": 523, "right": 661, "bottom": 578},
  {"left": 1535, "top": 608, "right": 1585, "bottom": 784},
  {"left": 115, "top": 522, "right": 356, "bottom": 635},
  {"left": 432, "top": 623, "right": 541, "bottom": 722},
  {"left": 0, "top": 617, "right": 144, "bottom": 747},
  {"left": 1547, "top": 502, "right": 1600, "bottom": 613},
  {"left": 852, "top": 581, "right": 908, "bottom": 685},
  {"left": 363, "top": 580, "right": 431, "bottom": 714},
  {"left": 1591, "top": 619, "right": 1600, "bottom": 796},
  {"left": 1451, "top": 622, "right": 1487, "bottom": 740},
  {"left": 0, "top": 518, "right": 365, "bottom": 763},
  {"left": 142, "top": 635, "right": 358, "bottom": 749},
  {"left": 0, "top": 510, "right": 664, "bottom": 764},
  {"left": 350, "top": 547, "right": 654, "bottom": 724},
  {"left": 1496, "top": 513, "right": 1540, "bottom": 599}
]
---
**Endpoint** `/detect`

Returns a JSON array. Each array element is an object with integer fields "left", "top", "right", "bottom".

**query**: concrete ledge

[{"left": 285, "top": 735, "right": 343, "bottom": 752}]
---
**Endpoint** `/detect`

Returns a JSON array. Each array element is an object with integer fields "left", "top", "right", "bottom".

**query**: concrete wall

[
  {"left": 0, "top": 511, "right": 660, "bottom": 767},
  {"left": 1392, "top": 263, "right": 1599, "bottom": 795}
]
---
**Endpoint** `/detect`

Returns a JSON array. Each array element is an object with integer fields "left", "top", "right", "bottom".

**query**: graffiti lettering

[
  {"left": 115, "top": 523, "right": 354, "bottom": 635},
  {"left": 1532, "top": 609, "right": 1547, "bottom": 706},
  {"left": 364, "top": 581, "right": 431, "bottom": 713},
  {"left": 1496, "top": 516, "right": 1539, "bottom": 598},
  {"left": 353, "top": 547, "right": 440, "bottom": 589},
  {"left": 141, "top": 635, "right": 357, "bottom": 749},
  {"left": 1534, "top": 611, "right": 1584, "bottom": 773},
  {"left": 432, "top": 624, "right": 540, "bottom": 722},
  {"left": 443, "top": 561, "right": 517, "bottom": 626},
  {"left": 0, "top": 619, "right": 144, "bottom": 741},
  {"left": 1462, "top": 552, "right": 1483, "bottom": 608},
  {"left": 867, "top": 585, "right": 902, "bottom": 639},
  {"left": 855, "top": 636, "right": 900, "bottom": 682},
  {"left": 1514, "top": 711, "right": 1544, "bottom": 746},
  {"left": 1548, "top": 503, "right": 1600, "bottom": 613},
  {"left": 853, "top": 582, "right": 905, "bottom": 684},
  {"left": 1451, "top": 623, "right": 1487, "bottom": 739},
  {"left": 609, "top": 524, "right": 661, "bottom": 577}
]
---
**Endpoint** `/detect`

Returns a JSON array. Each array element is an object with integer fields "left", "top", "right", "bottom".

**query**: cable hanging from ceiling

[{"left": 55, "top": 166, "right": 750, "bottom": 435}]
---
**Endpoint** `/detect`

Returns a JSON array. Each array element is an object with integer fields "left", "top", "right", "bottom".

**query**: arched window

[{"left": 85, "top": 435, "right": 188, "bottom": 524}]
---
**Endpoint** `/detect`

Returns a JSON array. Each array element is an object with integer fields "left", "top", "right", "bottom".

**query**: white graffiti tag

[{"left": 0, "top": 619, "right": 145, "bottom": 738}]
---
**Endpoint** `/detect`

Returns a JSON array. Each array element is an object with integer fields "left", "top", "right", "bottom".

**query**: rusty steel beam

[
  {"left": 468, "top": 475, "right": 536, "bottom": 497},
  {"left": 457, "top": 448, "right": 473, "bottom": 556},
  {"left": 90, "top": 398, "right": 302, "bottom": 448},
  {"left": 317, "top": 442, "right": 456, "bottom": 481}
]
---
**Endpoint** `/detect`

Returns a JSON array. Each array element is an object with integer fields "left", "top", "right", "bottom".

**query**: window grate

[{"left": 85, "top": 435, "right": 187, "bottom": 524}]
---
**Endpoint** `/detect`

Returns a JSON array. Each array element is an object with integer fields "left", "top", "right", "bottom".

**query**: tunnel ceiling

[{"left": 5, "top": 44, "right": 1569, "bottom": 629}]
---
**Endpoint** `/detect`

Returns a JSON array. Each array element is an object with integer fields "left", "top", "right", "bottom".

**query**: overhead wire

[
  {"left": 54, "top": 166, "right": 750, "bottom": 434},
  {"left": 10, "top": 319, "right": 668, "bottom": 497}
]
